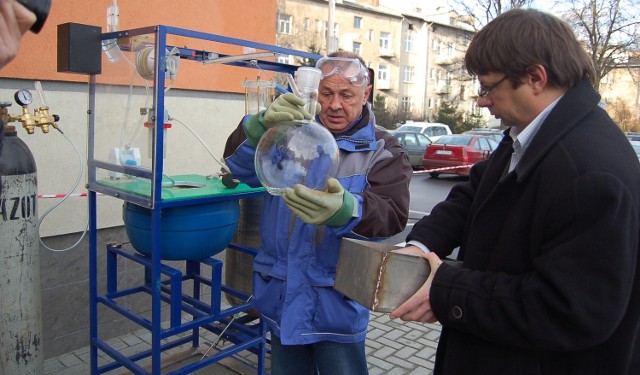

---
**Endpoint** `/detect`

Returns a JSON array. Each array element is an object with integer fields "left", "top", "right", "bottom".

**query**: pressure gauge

[{"left": 14, "top": 89, "right": 33, "bottom": 106}]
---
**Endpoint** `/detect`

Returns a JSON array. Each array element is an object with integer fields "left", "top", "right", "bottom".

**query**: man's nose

[{"left": 477, "top": 95, "right": 491, "bottom": 107}]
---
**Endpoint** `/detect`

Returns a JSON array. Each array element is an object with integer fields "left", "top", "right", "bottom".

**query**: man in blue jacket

[
  {"left": 223, "top": 51, "right": 412, "bottom": 375},
  {"left": 391, "top": 9, "right": 640, "bottom": 375}
]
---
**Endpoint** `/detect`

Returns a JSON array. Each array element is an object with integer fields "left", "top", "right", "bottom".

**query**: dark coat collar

[{"left": 514, "top": 79, "right": 600, "bottom": 182}]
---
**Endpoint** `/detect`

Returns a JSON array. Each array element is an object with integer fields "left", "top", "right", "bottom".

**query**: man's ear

[
  {"left": 526, "top": 64, "right": 548, "bottom": 94},
  {"left": 362, "top": 84, "right": 373, "bottom": 105}
]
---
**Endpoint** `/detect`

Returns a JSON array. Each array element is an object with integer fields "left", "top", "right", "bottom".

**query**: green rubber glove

[
  {"left": 244, "top": 93, "right": 312, "bottom": 147},
  {"left": 282, "top": 178, "right": 357, "bottom": 226}
]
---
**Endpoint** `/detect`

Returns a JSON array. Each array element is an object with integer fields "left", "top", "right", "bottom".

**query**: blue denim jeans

[{"left": 269, "top": 332, "right": 369, "bottom": 375}]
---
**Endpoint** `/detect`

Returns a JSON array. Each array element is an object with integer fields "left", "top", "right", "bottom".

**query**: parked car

[
  {"left": 395, "top": 122, "right": 452, "bottom": 142},
  {"left": 422, "top": 134, "right": 499, "bottom": 178},
  {"left": 626, "top": 133, "right": 640, "bottom": 142},
  {"left": 463, "top": 128, "right": 505, "bottom": 143},
  {"left": 630, "top": 140, "right": 640, "bottom": 161},
  {"left": 389, "top": 131, "right": 432, "bottom": 169}
]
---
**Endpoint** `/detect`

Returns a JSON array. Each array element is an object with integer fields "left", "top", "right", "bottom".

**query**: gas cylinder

[{"left": 0, "top": 124, "right": 43, "bottom": 374}]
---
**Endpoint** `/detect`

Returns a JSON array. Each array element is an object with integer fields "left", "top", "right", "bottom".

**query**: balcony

[
  {"left": 379, "top": 48, "right": 395, "bottom": 58},
  {"left": 376, "top": 80, "right": 391, "bottom": 90},
  {"left": 433, "top": 83, "right": 451, "bottom": 95},
  {"left": 435, "top": 55, "right": 454, "bottom": 65}
]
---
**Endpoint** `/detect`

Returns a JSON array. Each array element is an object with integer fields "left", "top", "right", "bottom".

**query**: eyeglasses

[
  {"left": 315, "top": 56, "right": 369, "bottom": 86},
  {"left": 477, "top": 75, "right": 509, "bottom": 97}
]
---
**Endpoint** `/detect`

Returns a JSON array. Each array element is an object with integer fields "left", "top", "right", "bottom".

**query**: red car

[{"left": 422, "top": 134, "right": 500, "bottom": 177}]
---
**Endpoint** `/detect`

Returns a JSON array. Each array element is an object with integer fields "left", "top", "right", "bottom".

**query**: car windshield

[{"left": 435, "top": 135, "right": 472, "bottom": 145}]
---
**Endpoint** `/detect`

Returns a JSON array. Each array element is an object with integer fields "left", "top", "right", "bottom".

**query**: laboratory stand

[{"left": 86, "top": 25, "right": 320, "bottom": 374}]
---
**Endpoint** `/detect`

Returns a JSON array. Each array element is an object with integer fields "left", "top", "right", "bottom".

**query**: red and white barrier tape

[
  {"left": 38, "top": 192, "right": 103, "bottom": 199},
  {"left": 413, "top": 164, "right": 473, "bottom": 174}
]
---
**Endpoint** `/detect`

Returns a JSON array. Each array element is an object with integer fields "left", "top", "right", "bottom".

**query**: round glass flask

[{"left": 255, "top": 120, "right": 340, "bottom": 195}]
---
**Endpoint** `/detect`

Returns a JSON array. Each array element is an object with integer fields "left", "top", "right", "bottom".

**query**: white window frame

[
  {"left": 403, "top": 66, "right": 414, "bottom": 83},
  {"left": 401, "top": 96, "right": 412, "bottom": 113},
  {"left": 404, "top": 34, "right": 413, "bottom": 52},
  {"left": 378, "top": 63, "right": 389, "bottom": 81},
  {"left": 325, "top": 22, "right": 339, "bottom": 38},
  {"left": 431, "top": 38, "right": 439, "bottom": 51},
  {"left": 379, "top": 32, "right": 390, "bottom": 49},
  {"left": 277, "top": 14, "right": 292, "bottom": 35},
  {"left": 277, "top": 55, "right": 291, "bottom": 64}
]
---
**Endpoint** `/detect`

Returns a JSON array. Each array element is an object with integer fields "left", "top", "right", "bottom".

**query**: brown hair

[{"left": 464, "top": 8, "right": 596, "bottom": 89}]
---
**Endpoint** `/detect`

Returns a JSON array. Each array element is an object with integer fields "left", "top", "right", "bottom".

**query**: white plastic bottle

[
  {"left": 295, "top": 67, "right": 322, "bottom": 115},
  {"left": 101, "top": 0, "right": 120, "bottom": 63}
]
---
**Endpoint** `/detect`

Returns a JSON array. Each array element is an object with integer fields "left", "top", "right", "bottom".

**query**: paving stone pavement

[{"left": 43, "top": 311, "right": 440, "bottom": 374}]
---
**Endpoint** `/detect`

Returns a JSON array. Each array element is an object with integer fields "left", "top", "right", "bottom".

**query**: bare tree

[
  {"left": 559, "top": 0, "right": 640, "bottom": 91},
  {"left": 606, "top": 97, "right": 639, "bottom": 131},
  {"left": 450, "top": 0, "right": 534, "bottom": 29}
]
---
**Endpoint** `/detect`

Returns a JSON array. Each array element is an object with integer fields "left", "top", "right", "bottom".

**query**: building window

[
  {"left": 325, "top": 22, "right": 339, "bottom": 38},
  {"left": 379, "top": 32, "right": 390, "bottom": 49},
  {"left": 428, "top": 97, "right": 434, "bottom": 108},
  {"left": 401, "top": 96, "right": 412, "bottom": 112},
  {"left": 463, "top": 34, "right": 471, "bottom": 46},
  {"left": 404, "top": 34, "right": 413, "bottom": 52},
  {"left": 278, "top": 55, "right": 291, "bottom": 64},
  {"left": 316, "top": 19, "right": 322, "bottom": 33},
  {"left": 304, "top": 18, "right": 310, "bottom": 31},
  {"left": 354, "top": 16, "right": 363, "bottom": 29},
  {"left": 447, "top": 42, "right": 454, "bottom": 56},
  {"left": 368, "top": 29, "right": 374, "bottom": 41},
  {"left": 277, "top": 14, "right": 292, "bottom": 35},
  {"left": 353, "top": 42, "right": 362, "bottom": 55},
  {"left": 378, "top": 64, "right": 389, "bottom": 81},
  {"left": 403, "top": 66, "right": 414, "bottom": 83},
  {"left": 431, "top": 38, "right": 439, "bottom": 50}
]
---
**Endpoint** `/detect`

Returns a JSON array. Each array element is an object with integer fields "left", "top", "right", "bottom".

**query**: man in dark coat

[{"left": 390, "top": 9, "right": 640, "bottom": 375}]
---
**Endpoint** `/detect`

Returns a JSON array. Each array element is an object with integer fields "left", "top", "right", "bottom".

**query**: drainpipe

[
  {"left": 423, "top": 21, "right": 433, "bottom": 120},
  {"left": 327, "top": 0, "right": 337, "bottom": 53}
]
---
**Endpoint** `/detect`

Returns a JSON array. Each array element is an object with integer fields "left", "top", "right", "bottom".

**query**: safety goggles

[{"left": 315, "top": 57, "right": 369, "bottom": 86}]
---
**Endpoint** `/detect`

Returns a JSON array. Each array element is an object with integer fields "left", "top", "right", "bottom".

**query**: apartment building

[
  {"left": 600, "top": 54, "right": 640, "bottom": 132},
  {"left": 276, "top": 0, "right": 479, "bottom": 125}
]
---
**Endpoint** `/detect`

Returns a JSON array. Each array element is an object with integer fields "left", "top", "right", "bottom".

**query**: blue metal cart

[{"left": 86, "top": 25, "right": 320, "bottom": 374}]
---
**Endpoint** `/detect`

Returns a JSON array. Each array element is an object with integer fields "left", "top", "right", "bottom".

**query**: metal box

[{"left": 334, "top": 238, "right": 431, "bottom": 313}]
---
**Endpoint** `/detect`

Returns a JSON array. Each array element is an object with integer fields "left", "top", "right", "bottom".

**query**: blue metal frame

[{"left": 88, "top": 25, "right": 322, "bottom": 374}]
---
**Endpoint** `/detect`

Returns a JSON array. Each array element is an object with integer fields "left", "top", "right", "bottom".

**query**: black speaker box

[{"left": 57, "top": 23, "right": 102, "bottom": 75}]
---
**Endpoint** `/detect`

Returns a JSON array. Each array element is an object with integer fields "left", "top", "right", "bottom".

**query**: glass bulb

[{"left": 255, "top": 120, "right": 340, "bottom": 195}]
